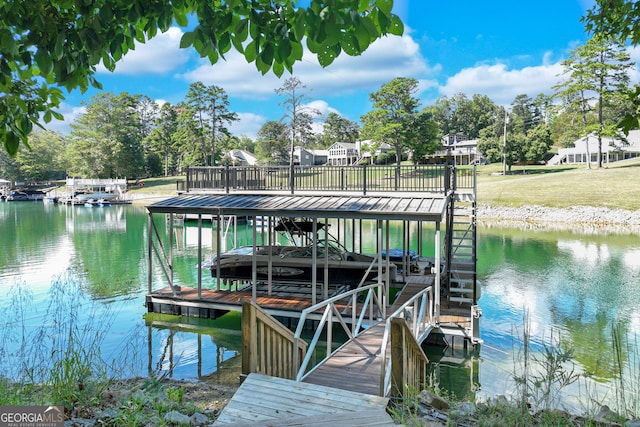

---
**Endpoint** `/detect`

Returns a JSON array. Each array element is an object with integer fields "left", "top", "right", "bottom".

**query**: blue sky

[{"left": 50, "top": 0, "right": 633, "bottom": 139}]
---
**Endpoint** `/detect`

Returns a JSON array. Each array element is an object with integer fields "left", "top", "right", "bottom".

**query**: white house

[
  {"left": 327, "top": 142, "right": 359, "bottom": 165},
  {"left": 548, "top": 131, "right": 640, "bottom": 165},
  {"left": 227, "top": 149, "right": 258, "bottom": 166},
  {"left": 427, "top": 137, "right": 484, "bottom": 165}
]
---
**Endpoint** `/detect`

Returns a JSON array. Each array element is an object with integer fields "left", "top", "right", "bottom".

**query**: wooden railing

[
  {"left": 389, "top": 317, "right": 429, "bottom": 399},
  {"left": 380, "top": 285, "right": 434, "bottom": 397},
  {"left": 181, "top": 164, "right": 477, "bottom": 195},
  {"left": 292, "top": 282, "right": 385, "bottom": 381},
  {"left": 241, "top": 299, "right": 308, "bottom": 380}
]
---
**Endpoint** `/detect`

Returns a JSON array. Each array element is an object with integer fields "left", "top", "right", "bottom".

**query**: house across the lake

[{"left": 548, "top": 130, "right": 640, "bottom": 165}]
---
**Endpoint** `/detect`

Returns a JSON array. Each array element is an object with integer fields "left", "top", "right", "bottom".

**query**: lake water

[{"left": 1, "top": 201, "right": 639, "bottom": 413}]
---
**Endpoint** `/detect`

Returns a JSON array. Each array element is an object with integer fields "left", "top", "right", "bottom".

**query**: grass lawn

[{"left": 475, "top": 157, "right": 640, "bottom": 210}]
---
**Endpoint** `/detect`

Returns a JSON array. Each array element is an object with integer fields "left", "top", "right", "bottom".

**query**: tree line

[{"left": 0, "top": 31, "right": 636, "bottom": 182}]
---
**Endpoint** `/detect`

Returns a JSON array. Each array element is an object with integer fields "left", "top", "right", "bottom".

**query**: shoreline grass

[{"left": 475, "top": 158, "right": 640, "bottom": 211}]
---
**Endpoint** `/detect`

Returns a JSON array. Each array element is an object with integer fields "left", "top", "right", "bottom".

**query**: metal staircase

[{"left": 445, "top": 191, "right": 478, "bottom": 305}]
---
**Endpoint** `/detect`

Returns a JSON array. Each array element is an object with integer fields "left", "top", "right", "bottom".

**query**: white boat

[
  {"left": 205, "top": 219, "right": 396, "bottom": 286},
  {"left": 75, "top": 192, "right": 119, "bottom": 202}
]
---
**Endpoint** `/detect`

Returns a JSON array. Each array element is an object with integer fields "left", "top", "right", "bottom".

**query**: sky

[{"left": 48, "top": 0, "right": 634, "bottom": 140}]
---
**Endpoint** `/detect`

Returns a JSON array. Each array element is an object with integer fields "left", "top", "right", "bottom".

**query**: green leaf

[
  {"left": 341, "top": 34, "right": 359, "bottom": 56},
  {"left": 389, "top": 15, "right": 404, "bottom": 36},
  {"left": 54, "top": 32, "right": 66, "bottom": 60},
  {"left": 293, "top": 8, "right": 306, "bottom": 41},
  {"left": 273, "top": 61, "right": 284, "bottom": 77},
  {"left": 291, "top": 41, "right": 303, "bottom": 61},
  {"left": 376, "top": 0, "right": 393, "bottom": 18},
  {"left": 255, "top": 54, "right": 269, "bottom": 75},
  {"left": 277, "top": 40, "right": 292, "bottom": 63},
  {"left": 0, "top": 30, "right": 16, "bottom": 55},
  {"left": 261, "top": 42, "right": 274, "bottom": 66},
  {"left": 354, "top": 23, "right": 371, "bottom": 52},
  {"left": 174, "top": 11, "right": 188, "bottom": 27},
  {"left": 317, "top": 45, "right": 338, "bottom": 67},
  {"left": 35, "top": 49, "right": 53, "bottom": 75},
  {"left": 235, "top": 19, "right": 248, "bottom": 41},
  {"left": 244, "top": 40, "right": 257, "bottom": 62},
  {"left": 231, "top": 35, "right": 245, "bottom": 53},
  {"left": 180, "top": 31, "right": 196, "bottom": 48},
  {"left": 5, "top": 131, "right": 20, "bottom": 157}
]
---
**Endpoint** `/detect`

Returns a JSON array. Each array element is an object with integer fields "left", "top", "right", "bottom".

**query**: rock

[
  {"left": 64, "top": 418, "right": 95, "bottom": 427},
  {"left": 450, "top": 401, "right": 476, "bottom": 418},
  {"left": 132, "top": 389, "right": 150, "bottom": 404},
  {"left": 94, "top": 407, "right": 120, "bottom": 422},
  {"left": 418, "top": 390, "right": 450, "bottom": 411},
  {"left": 626, "top": 420, "right": 640, "bottom": 427},
  {"left": 190, "top": 412, "right": 210, "bottom": 426},
  {"left": 164, "top": 410, "right": 191, "bottom": 425},
  {"left": 595, "top": 405, "right": 619, "bottom": 423}
]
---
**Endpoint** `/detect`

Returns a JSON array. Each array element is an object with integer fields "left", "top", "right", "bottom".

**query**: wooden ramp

[
  {"left": 303, "top": 323, "right": 387, "bottom": 396},
  {"left": 214, "top": 373, "right": 395, "bottom": 426}
]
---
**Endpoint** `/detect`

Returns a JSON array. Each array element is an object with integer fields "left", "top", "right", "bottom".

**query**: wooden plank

[
  {"left": 216, "top": 409, "right": 396, "bottom": 426},
  {"left": 215, "top": 373, "right": 390, "bottom": 425}
]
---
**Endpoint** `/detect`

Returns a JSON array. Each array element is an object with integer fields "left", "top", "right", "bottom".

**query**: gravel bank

[{"left": 477, "top": 204, "right": 640, "bottom": 235}]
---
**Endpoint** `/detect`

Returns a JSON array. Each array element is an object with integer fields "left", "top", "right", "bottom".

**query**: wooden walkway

[
  {"left": 146, "top": 282, "right": 352, "bottom": 318},
  {"left": 214, "top": 373, "right": 395, "bottom": 426}
]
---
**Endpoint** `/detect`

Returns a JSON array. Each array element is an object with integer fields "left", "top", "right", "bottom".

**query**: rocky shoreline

[{"left": 477, "top": 204, "right": 640, "bottom": 235}]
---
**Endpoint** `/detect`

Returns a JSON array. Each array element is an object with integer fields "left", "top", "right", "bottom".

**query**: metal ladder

[{"left": 445, "top": 192, "right": 477, "bottom": 305}]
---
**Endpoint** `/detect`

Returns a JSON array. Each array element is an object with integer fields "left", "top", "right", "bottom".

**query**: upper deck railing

[{"left": 179, "top": 164, "right": 475, "bottom": 195}]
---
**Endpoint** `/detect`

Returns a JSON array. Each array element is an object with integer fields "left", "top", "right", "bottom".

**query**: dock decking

[
  {"left": 303, "top": 322, "right": 386, "bottom": 396},
  {"left": 214, "top": 373, "right": 395, "bottom": 426}
]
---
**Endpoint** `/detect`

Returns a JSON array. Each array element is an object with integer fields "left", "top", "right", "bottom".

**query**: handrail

[
  {"left": 183, "top": 164, "right": 461, "bottom": 194},
  {"left": 388, "top": 317, "right": 429, "bottom": 398},
  {"left": 241, "top": 299, "right": 308, "bottom": 380},
  {"left": 292, "top": 282, "right": 385, "bottom": 382},
  {"left": 380, "top": 285, "right": 434, "bottom": 397}
]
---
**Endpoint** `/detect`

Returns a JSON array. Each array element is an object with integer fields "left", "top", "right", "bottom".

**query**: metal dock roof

[{"left": 146, "top": 193, "right": 448, "bottom": 222}]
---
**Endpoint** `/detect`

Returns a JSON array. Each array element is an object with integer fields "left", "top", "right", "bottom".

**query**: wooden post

[
  {"left": 390, "top": 317, "right": 405, "bottom": 398},
  {"left": 241, "top": 299, "right": 257, "bottom": 377}
]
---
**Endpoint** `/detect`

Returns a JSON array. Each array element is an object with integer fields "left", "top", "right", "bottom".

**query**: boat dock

[{"left": 143, "top": 164, "right": 480, "bottom": 424}]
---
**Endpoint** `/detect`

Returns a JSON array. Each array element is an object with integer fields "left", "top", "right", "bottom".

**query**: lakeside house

[
  {"left": 227, "top": 149, "right": 258, "bottom": 166},
  {"left": 293, "top": 147, "right": 328, "bottom": 166},
  {"left": 548, "top": 130, "right": 640, "bottom": 165},
  {"left": 425, "top": 134, "right": 486, "bottom": 165},
  {"left": 327, "top": 142, "right": 359, "bottom": 165}
]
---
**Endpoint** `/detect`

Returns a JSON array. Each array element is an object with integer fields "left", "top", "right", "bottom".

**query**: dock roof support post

[
  {"left": 169, "top": 212, "right": 174, "bottom": 290},
  {"left": 216, "top": 214, "right": 222, "bottom": 290},
  {"left": 267, "top": 216, "right": 273, "bottom": 296},
  {"left": 252, "top": 216, "right": 257, "bottom": 303},
  {"left": 434, "top": 222, "right": 441, "bottom": 324},
  {"left": 147, "top": 212, "right": 153, "bottom": 294},
  {"left": 384, "top": 219, "right": 390, "bottom": 315},
  {"left": 197, "top": 214, "right": 202, "bottom": 299},
  {"left": 378, "top": 220, "right": 384, "bottom": 318},
  {"left": 323, "top": 217, "right": 329, "bottom": 300},
  {"left": 312, "top": 218, "right": 318, "bottom": 306}
]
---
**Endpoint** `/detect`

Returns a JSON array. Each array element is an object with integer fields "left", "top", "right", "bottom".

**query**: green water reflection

[{"left": 1, "top": 201, "right": 639, "bottom": 410}]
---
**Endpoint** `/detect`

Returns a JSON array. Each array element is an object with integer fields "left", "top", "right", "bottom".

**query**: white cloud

[
  {"left": 229, "top": 112, "right": 268, "bottom": 139},
  {"left": 179, "top": 32, "right": 439, "bottom": 99},
  {"left": 97, "top": 27, "right": 190, "bottom": 75},
  {"left": 440, "top": 60, "right": 565, "bottom": 105},
  {"left": 42, "top": 103, "right": 86, "bottom": 135}
]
